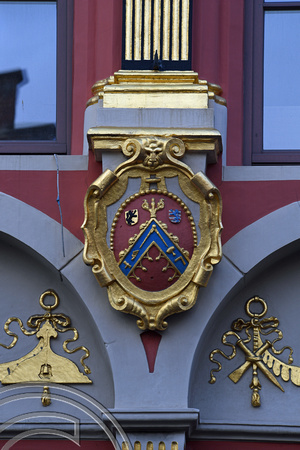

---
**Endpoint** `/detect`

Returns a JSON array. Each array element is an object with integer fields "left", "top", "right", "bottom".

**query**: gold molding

[
  {"left": 114, "top": 70, "right": 202, "bottom": 84},
  {"left": 86, "top": 71, "right": 226, "bottom": 109},
  {"left": 103, "top": 71, "right": 208, "bottom": 109},
  {"left": 83, "top": 135, "right": 222, "bottom": 330},
  {"left": 88, "top": 127, "right": 222, "bottom": 165}
]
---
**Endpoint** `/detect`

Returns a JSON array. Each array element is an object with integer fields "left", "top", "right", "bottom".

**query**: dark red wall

[
  {"left": 72, "top": 0, "right": 122, "bottom": 156},
  {"left": 192, "top": 0, "right": 244, "bottom": 166}
]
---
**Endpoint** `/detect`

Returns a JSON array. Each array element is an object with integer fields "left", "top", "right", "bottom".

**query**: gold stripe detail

[
  {"left": 144, "top": 0, "right": 151, "bottom": 60},
  {"left": 114, "top": 70, "right": 200, "bottom": 84},
  {"left": 163, "top": 0, "right": 170, "bottom": 60},
  {"left": 153, "top": 0, "right": 161, "bottom": 58},
  {"left": 124, "top": 0, "right": 192, "bottom": 63},
  {"left": 134, "top": 0, "right": 142, "bottom": 60},
  {"left": 172, "top": 0, "right": 180, "bottom": 60},
  {"left": 181, "top": 0, "right": 189, "bottom": 60},
  {"left": 125, "top": 0, "right": 133, "bottom": 60}
]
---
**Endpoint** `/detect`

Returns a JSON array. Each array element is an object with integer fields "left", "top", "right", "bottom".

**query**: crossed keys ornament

[{"left": 209, "top": 296, "right": 295, "bottom": 407}]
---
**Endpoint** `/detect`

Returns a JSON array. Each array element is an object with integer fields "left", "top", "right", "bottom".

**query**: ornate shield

[{"left": 82, "top": 136, "right": 222, "bottom": 330}]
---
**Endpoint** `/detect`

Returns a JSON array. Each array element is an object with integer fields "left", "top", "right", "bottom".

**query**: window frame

[
  {"left": 0, "top": 0, "right": 73, "bottom": 155},
  {"left": 244, "top": 0, "right": 300, "bottom": 164}
]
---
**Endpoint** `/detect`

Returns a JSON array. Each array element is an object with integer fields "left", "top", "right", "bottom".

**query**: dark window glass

[
  {"left": 244, "top": 0, "right": 300, "bottom": 164},
  {"left": 0, "top": 2, "right": 56, "bottom": 140},
  {"left": 0, "top": 0, "right": 72, "bottom": 154},
  {"left": 264, "top": 10, "right": 300, "bottom": 150}
]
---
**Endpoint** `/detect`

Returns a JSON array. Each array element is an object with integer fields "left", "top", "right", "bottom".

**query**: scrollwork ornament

[
  {"left": 122, "top": 138, "right": 142, "bottom": 160},
  {"left": 0, "top": 290, "right": 92, "bottom": 386},
  {"left": 108, "top": 285, "right": 149, "bottom": 329},
  {"left": 165, "top": 138, "right": 186, "bottom": 162}
]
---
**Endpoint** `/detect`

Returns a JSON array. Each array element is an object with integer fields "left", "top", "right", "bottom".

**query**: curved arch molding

[
  {"left": 0, "top": 192, "right": 84, "bottom": 269},
  {"left": 0, "top": 193, "right": 114, "bottom": 425},
  {"left": 188, "top": 201, "right": 300, "bottom": 440},
  {"left": 2, "top": 192, "right": 300, "bottom": 440}
]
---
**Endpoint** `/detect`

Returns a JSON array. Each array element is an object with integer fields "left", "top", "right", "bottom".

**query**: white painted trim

[
  {"left": 223, "top": 164, "right": 300, "bottom": 181},
  {"left": 2, "top": 155, "right": 298, "bottom": 180},
  {"left": 0, "top": 155, "right": 89, "bottom": 171}
]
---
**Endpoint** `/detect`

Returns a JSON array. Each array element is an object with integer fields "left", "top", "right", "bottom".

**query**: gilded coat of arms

[{"left": 82, "top": 135, "right": 222, "bottom": 330}]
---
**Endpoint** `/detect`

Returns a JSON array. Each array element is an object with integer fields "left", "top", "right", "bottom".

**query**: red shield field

[{"left": 111, "top": 192, "right": 196, "bottom": 291}]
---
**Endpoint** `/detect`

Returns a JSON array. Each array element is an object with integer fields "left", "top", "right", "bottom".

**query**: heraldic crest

[
  {"left": 82, "top": 134, "right": 222, "bottom": 330},
  {"left": 208, "top": 296, "right": 300, "bottom": 407}
]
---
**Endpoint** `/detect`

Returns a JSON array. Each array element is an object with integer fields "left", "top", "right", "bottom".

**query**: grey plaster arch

[
  {"left": 0, "top": 192, "right": 114, "bottom": 414},
  {"left": 3, "top": 192, "right": 300, "bottom": 440},
  {"left": 0, "top": 192, "right": 84, "bottom": 269},
  {"left": 58, "top": 200, "right": 300, "bottom": 419},
  {"left": 187, "top": 201, "right": 300, "bottom": 440}
]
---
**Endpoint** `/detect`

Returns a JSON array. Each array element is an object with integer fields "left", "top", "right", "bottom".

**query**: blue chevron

[{"left": 119, "top": 219, "right": 189, "bottom": 277}]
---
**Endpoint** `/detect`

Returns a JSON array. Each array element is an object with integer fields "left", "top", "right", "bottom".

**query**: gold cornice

[
  {"left": 87, "top": 127, "right": 222, "bottom": 164},
  {"left": 113, "top": 70, "right": 201, "bottom": 84},
  {"left": 86, "top": 95, "right": 100, "bottom": 107},
  {"left": 208, "top": 83, "right": 227, "bottom": 106},
  {"left": 92, "top": 78, "right": 109, "bottom": 94},
  {"left": 211, "top": 94, "right": 227, "bottom": 107},
  {"left": 85, "top": 70, "right": 227, "bottom": 111},
  {"left": 85, "top": 70, "right": 227, "bottom": 109},
  {"left": 102, "top": 71, "right": 208, "bottom": 109},
  {"left": 208, "top": 82, "right": 222, "bottom": 95},
  {"left": 105, "top": 83, "right": 207, "bottom": 93},
  {"left": 86, "top": 76, "right": 113, "bottom": 107}
]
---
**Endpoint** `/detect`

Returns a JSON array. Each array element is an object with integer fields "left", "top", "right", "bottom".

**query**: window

[
  {"left": 244, "top": 0, "right": 300, "bottom": 164},
  {"left": 0, "top": 0, "right": 72, "bottom": 154}
]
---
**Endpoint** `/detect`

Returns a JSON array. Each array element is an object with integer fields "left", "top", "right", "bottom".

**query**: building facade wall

[{"left": 1, "top": 0, "right": 300, "bottom": 448}]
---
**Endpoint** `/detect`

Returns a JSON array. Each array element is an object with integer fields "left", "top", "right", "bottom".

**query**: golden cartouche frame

[{"left": 82, "top": 131, "right": 222, "bottom": 330}]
